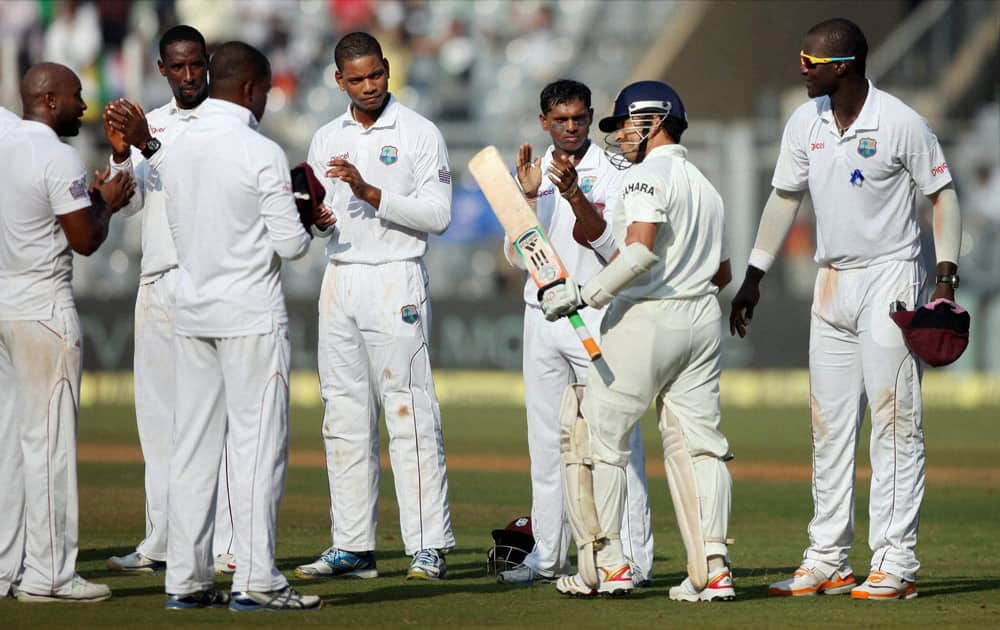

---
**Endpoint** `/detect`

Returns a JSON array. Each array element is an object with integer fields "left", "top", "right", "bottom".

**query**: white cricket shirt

[
  {"left": 612, "top": 143, "right": 726, "bottom": 301},
  {"left": 307, "top": 95, "right": 452, "bottom": 264},
  {"left": 109, "top": 98, "right": 209, "bottom": 282},
  {"left": 506, "top": 142, "right": 621, "bottom": 306},
  {"left": 772, "top": 81, "right": 952, "bottom": 269},
  {"left": 0, "top": 120, "right": 90, "bottom": 319},
  {"left": 161, "top": 98, "right": 310, "bottom": 337},
  {"left": 0, "top": 107, "right": 19, "bottom": 136}
]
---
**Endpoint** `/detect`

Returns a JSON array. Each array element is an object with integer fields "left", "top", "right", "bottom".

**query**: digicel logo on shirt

[
  {"left": 931, "top": 162, "right": 948, "bottom": 176},
  {"left": 811, "top": 142, "right": 825, "bottom": 151}
]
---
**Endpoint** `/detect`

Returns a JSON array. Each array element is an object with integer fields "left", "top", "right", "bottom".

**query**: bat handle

[{"left": 567, "top": 311, "right": 602, "bottom": 361}]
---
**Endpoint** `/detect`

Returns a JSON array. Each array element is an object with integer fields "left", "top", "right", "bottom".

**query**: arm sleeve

[
  {"left": 900, "top": 114, "right": 953, "bottom": 195},
  {"left": 588, "top": 213, "right": 617, "bottom": 263},
  {"left": 258, "top": 143, "right": 310, "bottom": 260},
  {"left": 46, "top": 146, "right": 91, "bottom": 216},
  {"left": 375, "top": 126, "right": 452, "bottom": 235},
  {"left": 619, "top": 170, "right": 671, "bottom": 226},
  {"left": 931, "top": 184, "right": 962, "bottom": 264},
  {"left": 746, "top": 188, "right": 805, "bottom": 272},
  {"left": 771, "top": 109, "right": 810, "bottom": 192}
]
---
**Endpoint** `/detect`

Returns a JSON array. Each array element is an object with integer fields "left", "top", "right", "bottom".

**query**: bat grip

[{"left": 567, "top": 311, "right": 602, "bottom": 361}]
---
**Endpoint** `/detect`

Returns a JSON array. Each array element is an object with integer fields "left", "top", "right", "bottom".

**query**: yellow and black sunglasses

[{"left": 800, "top": 51, "right": 856, "bottom": 69}]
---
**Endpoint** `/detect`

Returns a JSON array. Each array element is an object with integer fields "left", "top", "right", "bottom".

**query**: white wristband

[{"left": 748, "top": 248, "right": 776, "bottom": 273}]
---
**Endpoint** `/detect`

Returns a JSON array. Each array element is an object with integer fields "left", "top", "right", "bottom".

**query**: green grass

[{"left": 3, "top": 402, "right": 998, "bottom": 628}]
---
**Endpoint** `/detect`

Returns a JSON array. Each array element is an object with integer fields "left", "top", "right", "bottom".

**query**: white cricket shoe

[
  {"left": 768, "top": 565, "right": 856, "bottom": 596},
  {"left": 106, "top": 551, "right": 165, "bottom": 573},
  {"left": 214, "top": 553, "right": 236, "bottom": 576},
  {"left": 556, "top": 564, "right": 633, "bottom": 598},
  {"left": 407, "top": 548, "right": 446, "bottom": 580},
  {"left": 230, "top": 586, "right": 322, "bottom": 611},
  {"left": 669, "top": 567, "right": 736, "bottom": 602},
  {"left": 497, "top": 564, "right": 555, "bottom": 586},
  {"left": 850, "top": 571, "right": 917, "bottom": 601},
  {"left": 17, "top": 575, "right": 111, "bottom": 603}
]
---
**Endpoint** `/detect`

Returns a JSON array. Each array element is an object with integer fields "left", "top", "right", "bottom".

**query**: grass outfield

[{"left": 4, "top": 401, "right": 999, "bottom": 627}]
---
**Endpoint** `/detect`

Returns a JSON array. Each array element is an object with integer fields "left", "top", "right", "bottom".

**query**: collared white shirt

[
  {"left": 773, "top": 81, "right": 952, "bottom": 269},
  {"left": 160, "top": 98, "right": 310, "bottom": 337},
  {"left": 613, "top": 143, "right": 726, "bottom": 301},
  {"left": 109, "top": 98, "right": 209, "bottom": 282},
  {"left": 0, "top": 120, "right": 90, "bottom": 319},
  {"left": 504, "top": 142, "right": 622, "bottom": 306},
  {"left": 307, "top": 95, "right": 452, "bottom": 264}
]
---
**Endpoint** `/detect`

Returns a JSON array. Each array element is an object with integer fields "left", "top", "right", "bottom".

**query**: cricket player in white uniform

[
  {"left": 102, "top": 24, "right": 236, "bottom": 577},
  {"left": 160, "top": 42, "right": 324, "bottom": 611},
  {"left": 496, "top": 80, "right": 653, "bottom": 587},
  {"left": 730, "top": 18, "right": 962, "bottom": 601},
  {"left": 541, "top": 81, "right": 736, "bottom": 601},
  {"left": 295, "top": 32, "right": 455, "bottom": 581},
  {"left": 1, "top": 63, "right": 134, "bottom": 603}
]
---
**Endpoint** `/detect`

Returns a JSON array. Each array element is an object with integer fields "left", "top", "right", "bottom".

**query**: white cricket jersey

[
  {"left": 109, "top": 98, "right": 210, "bottom": 282},
  {"left": 307, "top": 95, "right": 452, "bottom": 264},
  {"left": 772, "top": 81, "right": 952, "bottom": 269},
  {"left": 0, "top": 120, "right": 90, "bottom": 320},
  {"left": 161, "top": 98, "right": 310, "bottom": 338},
  {"left": 507, "top": 142, "right": 622, "bottom": 306},
  {"left": 613, "top": 144, "right": 726, "bottom": 301},
  {"left": 0, "top": 107, "right": 19, "bottom": 136}
]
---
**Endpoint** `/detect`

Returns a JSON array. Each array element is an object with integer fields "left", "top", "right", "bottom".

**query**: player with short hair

[
  {"left": 159, "top": 41, "right": 325, "bottom": 611},
  {"left": 295, "top": 31, "right": 455, "bottom": 582},
  {"left": 102, "top": 24, "right": 238, "bottom": 577},
  {"left": 541, "top": 80, "right": 735, "bottom": 601},
  {"left": 730, "top": 18, "right": 962, "bottom": 601},
  {"left": 496, "top": 79, "right": 654, "bottom": 587},
  {"left": 1, "top": 62, "right": 134, "bottom": 603}
]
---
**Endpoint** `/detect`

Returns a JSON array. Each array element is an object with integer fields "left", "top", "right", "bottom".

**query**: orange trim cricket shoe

[
  {"left": 768, "top": 566, "right": 856, "bottom": 596},
  {"left": 850, "top": 571, "right": 917, "bottom": 601},
  {"left": 669, "top": 567, "right": 736, "bottom": 602}
]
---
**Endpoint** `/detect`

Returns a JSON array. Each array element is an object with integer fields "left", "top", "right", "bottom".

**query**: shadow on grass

[{"left": 915, "top": 576, "right": 1000, "bottom": 598}]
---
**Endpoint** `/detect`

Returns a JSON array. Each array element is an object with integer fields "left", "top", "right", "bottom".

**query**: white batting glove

[{"left": 540, "top": 281, "right": 585, "bottom": 321}]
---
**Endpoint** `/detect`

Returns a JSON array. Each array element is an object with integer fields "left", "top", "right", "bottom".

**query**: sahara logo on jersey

[
  {"left": 580, "top": 176, "right": 597, "bottom": 194},
  {"left": 857, "top": 137, "right": 877, "bottom": 158},
  {"left": 380, "top": 145, "right": 399, "bottom": 165},
  {"left": 623, "top": 181, "right": 656, "bottom": 197},
  {"left": 401, "top": 304, "right": 420, "bottom": 324}
]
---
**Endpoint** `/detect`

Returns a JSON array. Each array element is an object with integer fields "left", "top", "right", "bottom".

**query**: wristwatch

[
  {"left": 140, "top": 137, "right": 162, "bottom": 159},
  {"left": 935, "top": 273, "right": 960, "bottom": 289}
]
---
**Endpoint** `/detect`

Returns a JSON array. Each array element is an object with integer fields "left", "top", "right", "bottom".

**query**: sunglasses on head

[{"left": 800, "top": 51, "right": 856, "bottom": 69}]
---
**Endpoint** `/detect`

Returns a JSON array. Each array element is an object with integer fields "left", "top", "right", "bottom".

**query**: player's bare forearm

[{"left": 564, "top": 187, "right": 606, "bottom": 242}]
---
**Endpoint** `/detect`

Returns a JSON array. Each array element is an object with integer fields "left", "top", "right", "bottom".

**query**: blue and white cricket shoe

[{"left": 294, "top": 547, "right": 378, "bottom": 579}]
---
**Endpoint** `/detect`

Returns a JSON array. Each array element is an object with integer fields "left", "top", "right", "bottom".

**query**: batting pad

[
  {"left": 559, "top": 384, "right": 610, "bottom": 589},
  {"left": 658, "top": 400, "right": 709, "bottom": 591}
]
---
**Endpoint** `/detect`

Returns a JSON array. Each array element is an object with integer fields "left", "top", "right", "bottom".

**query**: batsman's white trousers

[
  {"left": 133, "top": 269, "right": 233, "bottom": 563},
  {"left": 0, "top": 308, "right": 82, "bottom": 597},
  {"left": 804, "top": 259, "right": 925, "bottom": 582},
  {"left": 166, "top": 325, "right": 291, "bottom": 595},
  {"left": 581, "top": 294, "right": 732, "bottom": 564},
  {"left": 521, "top": 304, "right": 653, "bottom": 578},
  {"left": 318, "top": 260, "right": 454, "bottom": 555}
]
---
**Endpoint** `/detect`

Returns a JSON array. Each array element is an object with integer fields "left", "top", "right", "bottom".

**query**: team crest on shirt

[
  {"left": 379, "top": 145, "right": 399, "bottom": 165},
  {"left": 857, "top": 137, "right": 877, "bottom": 158},
  {"left": 69, "top": 176, "right": 88, "bottom": 200},
  {"left": 401, "top": 304, "right": 419, "bottom": 324},
  {"left": 580, "top": 176, "right": 597, "bottom": 194}
]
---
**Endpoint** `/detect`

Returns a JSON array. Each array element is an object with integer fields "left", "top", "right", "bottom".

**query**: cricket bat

[{"left": 468, "top": 146, "right": 601, "bottom": 361}]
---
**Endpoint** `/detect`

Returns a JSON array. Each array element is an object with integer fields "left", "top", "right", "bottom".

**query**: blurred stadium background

[{"left": 1, "top": 0, "right": 997, "bottom": 374}]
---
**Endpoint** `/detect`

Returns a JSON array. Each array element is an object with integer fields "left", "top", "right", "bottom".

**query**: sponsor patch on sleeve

[
  {"left": 438, "top": 166, "right": 451, "bottom": 184},
  {"left": 622, "top": 180, "right": 657, "bottom": 197},
  {"left": 69, "top": 176, "right": 88, "bottom": 200}
]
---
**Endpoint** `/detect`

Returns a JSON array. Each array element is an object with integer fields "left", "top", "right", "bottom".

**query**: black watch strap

[{"left": 141, "top": 137, "right": 161, "bottom": 159}]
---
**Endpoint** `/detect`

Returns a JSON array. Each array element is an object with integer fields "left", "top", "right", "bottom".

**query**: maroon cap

[
  {"left": 290, "top": 162, "right": 326, "bottom": 229},
  {"left": 889, "top": 298, "right": 970, "bottom": 367},
  {"left": 491, "top": 516, "right": 533, "bottom": 545}
]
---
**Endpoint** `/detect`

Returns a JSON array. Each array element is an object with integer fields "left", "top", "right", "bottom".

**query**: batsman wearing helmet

[
  {"left": 540, "top": 81, "right": 736, "bottom": 601},
  {"left": 730, "top": 18, "right": 963, "bottom": 601},
  {"left": 496, "top": 79, "right": 653, "bottom": 588}
]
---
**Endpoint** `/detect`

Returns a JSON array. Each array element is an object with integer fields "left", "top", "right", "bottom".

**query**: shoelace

[{"left": 413, "top": 549, "right": 440, "bottom": 566}]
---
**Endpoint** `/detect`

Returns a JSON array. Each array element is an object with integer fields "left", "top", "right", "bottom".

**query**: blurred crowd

[{"left": 0, "top": 0, "right": 997, "bottom": 304}]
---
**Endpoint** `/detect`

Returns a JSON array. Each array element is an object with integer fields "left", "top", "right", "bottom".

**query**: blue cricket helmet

[{"left": 598, "top": 80, "right": 688, "bottom": 133}]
